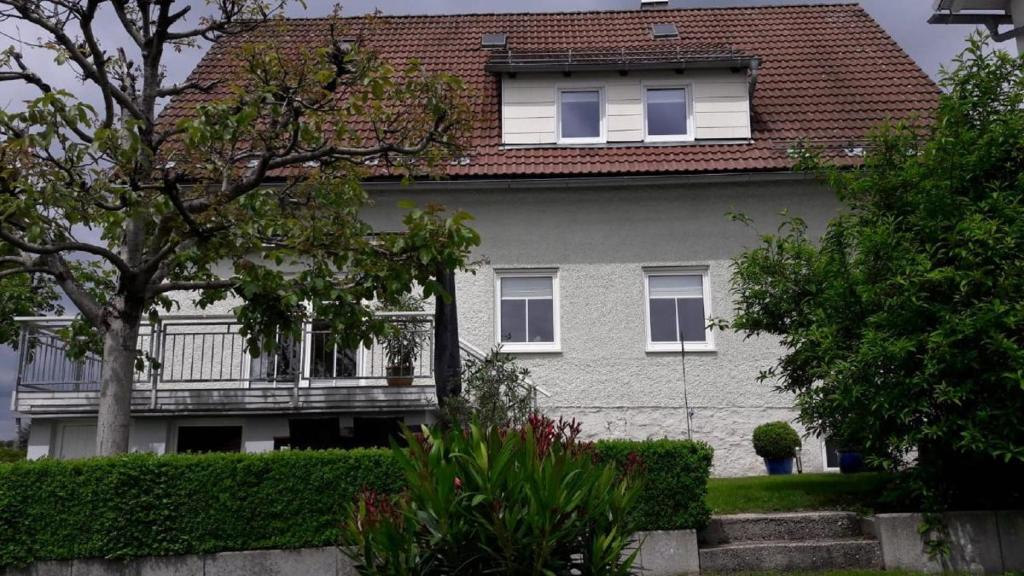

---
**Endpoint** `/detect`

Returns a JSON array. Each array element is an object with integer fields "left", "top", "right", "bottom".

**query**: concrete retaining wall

[
  {"left": 0, "top": 530, "right": 699, "bottom": 576},
  {"left": 873, "top": 511, "right": 1024, "bottom": 574}
]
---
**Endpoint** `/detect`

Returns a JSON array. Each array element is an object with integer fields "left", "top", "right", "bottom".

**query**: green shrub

[
  {"left": 596, "top": 438, "right": 714, "bottom": 531},
  {"left": 0, "top": 433, "right": 713, "bottom": 567},
  {"left": 440, "top": 347, "right": 535, "bottom": 429},
  {"left": 0, "top": 448, "right": 25, "bottom": 464},
  {"left": 341, "top": 418, "right": 640, "bottom": 576},
  {"left": 0, "top": 449, "right": 402, "bottom": 567},
  {"left": 752, "top": 421, "right": 802, "bottom": 460}
]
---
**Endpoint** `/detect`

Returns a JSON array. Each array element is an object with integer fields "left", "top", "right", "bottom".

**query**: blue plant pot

[
  {"left": 764, "top": 457, "right": 794, "bottom": 475},
  {"left": 838, "top": 451, "right": 865, "bottom": 474}
]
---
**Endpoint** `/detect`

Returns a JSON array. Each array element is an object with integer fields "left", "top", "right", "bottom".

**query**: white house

[
  {"left": 929, "top": 0, "right": 1024, "bottom": 53},
  {"left": 10, "top": 3, "right": 938, "bottom": 476}
]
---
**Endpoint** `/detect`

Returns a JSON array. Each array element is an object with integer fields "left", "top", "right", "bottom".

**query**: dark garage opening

[
  {"left": 177, "top": 426, "right": 243, "bottom": 453},
  {"left": 347, "top": 417, "right": 404, "bottom": 449},
  {"left": 288, "top": 417, "right": 344, "bottom": 450}
]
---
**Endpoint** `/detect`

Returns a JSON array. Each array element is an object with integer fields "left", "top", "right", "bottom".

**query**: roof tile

[{"left": 162, "top": 3, "right": 939, "bottom": 178}]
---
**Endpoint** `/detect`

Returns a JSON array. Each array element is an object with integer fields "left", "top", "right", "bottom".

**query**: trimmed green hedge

[
  {"left": 0, "top": 438, "right": 713, "bottom": 567},
  {"left": 0, "top": 448, "right": 25, "bottom": 463},
  {"left": 0, "top": 449, "right": 403, "bottom": 567},
  {"left": 596, "top": 438, "right": 714, "bottom": 531}
]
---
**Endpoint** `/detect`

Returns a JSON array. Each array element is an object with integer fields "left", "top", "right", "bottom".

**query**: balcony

[{"left": 11, "top": 314, "right": 439, "bottom": 417}]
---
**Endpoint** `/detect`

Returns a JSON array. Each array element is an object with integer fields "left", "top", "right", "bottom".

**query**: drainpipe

[
  {"left": 677, "top": 313, "right": 693, "bottom": 441},
  {"left": 1013, "top": 0, "right": 1024, "bottom": 54}
]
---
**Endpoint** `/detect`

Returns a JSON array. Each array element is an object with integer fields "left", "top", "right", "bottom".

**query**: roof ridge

[{"left": 270, "top": 3, "right": 865, "bottom": 22}]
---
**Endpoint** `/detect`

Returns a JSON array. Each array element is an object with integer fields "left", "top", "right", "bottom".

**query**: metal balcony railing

[{"left": 13, "top": 313, "right": 435, "bottom": 394}]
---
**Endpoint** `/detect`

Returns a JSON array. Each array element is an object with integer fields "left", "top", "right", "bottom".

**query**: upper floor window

[
  {"left": 644, "top": 268, "right": 714, "bottom": 352},
  {"left": 559, "top": 89, "right": 604, "bottom": 144},
  {"left": 496, "top": 270, "right": 560, "bottom": 352},
  {"left": 644, "top": 86, "right": 693, "bottom": 142}
]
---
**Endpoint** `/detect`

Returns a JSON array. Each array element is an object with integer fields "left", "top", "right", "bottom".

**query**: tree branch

[
  {"left": 41, "top": 253, "right": 104, "bottom": 326},
  {"left": 148, "top": 278, "right": 236, "bottom": 297},
  {"left": 0, "top": 266, "right": 53, "bottom": 279},
  {"left": 0, "top": 226, "right": 133, "bottom": 276}
]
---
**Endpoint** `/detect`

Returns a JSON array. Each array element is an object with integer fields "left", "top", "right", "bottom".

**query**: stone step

[
  {"left": 698, "top": 538, "right": 884, "bottom": 573},
  {"left": 699, "top": 511, "right": 867, "bottom": 545}
]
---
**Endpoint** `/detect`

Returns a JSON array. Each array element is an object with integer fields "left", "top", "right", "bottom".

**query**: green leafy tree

[
  {"left": 0, "top": 1, "right": 479, "bottom": 455},
  {"left": 728, "top": 35, "right": 1024, "bottom": 508},
  {"left": 440, "top": 347, "right": 537, "bottom": 430}
]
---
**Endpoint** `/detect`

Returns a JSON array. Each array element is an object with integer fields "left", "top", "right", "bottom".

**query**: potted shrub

[
  {"left": 752, "top": 421, "right": 802, "bottom": 475},
  {"left": 830, "top": 429, "right": 867, "bottom": 474},
  {"left": 838, "top": 449, "right": 866, "bottom": 474},
  {"left": 378, "top": 294, "right": 428, "bottom": 387}
]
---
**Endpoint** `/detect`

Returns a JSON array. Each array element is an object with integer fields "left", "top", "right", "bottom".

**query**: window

[
  {"left": 249, "top": 333, "right": 299, "bottom": 387},
  {"left": 559, "top": 89, "right": 603, "bottom": 143},
  {"left": 309, "top": 321, "right": 358, "bottom": 379},
  {"left": 823, "top": 437, "right": 841, "bottom": 471},
  {"left": 495, "top": 271, "right": 560, "bottom": 352},
  {"left": 644, "top": 268, "right": 714, "bottom": 352},
  {"left": 644, "top": 86, "right": 692, "bottom": 142}
]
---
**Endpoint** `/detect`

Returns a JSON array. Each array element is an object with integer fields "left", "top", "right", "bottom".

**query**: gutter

[
  {"left": 361, "top": 170, "right": 815, "bottom": 192},
  {"left": 484, "top": 56, "right": 760, "bottom": 75}
]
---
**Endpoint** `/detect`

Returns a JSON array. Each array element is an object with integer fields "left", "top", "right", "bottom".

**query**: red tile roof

[{"left": 163, "top": 3, "right": 939, "bottom": 179}]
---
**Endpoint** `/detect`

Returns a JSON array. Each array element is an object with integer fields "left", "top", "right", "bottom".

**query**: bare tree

[{"left": 0, "top": 0, "right": 479, "bottom": 455}]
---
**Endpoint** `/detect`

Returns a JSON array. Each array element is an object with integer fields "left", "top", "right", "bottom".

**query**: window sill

[
  {"left": 645, "top": 343, "right": 717, "bottom": 354},
  {"left": 644, "top": 136, "right": 695, "bottom": 144},
  {"left": 498, "top": 343, "right": 562, "bottom": 354}
]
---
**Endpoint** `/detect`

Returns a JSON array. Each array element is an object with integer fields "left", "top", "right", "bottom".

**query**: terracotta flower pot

[{"left": 386, "top": 365, "right": 414, "bottom": 387}]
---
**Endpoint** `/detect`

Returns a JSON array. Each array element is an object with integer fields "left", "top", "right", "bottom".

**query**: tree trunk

[
  {"left": 96, "top": 313, "right": 142, "bottom": 456},
  {"left": 433, "top": 265, "right": 461, "bottom": 406}
]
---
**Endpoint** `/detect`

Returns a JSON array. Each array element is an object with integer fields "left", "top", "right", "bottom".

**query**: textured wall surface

[
  {"left": 27, "top": 176, "right": 838, "bottom": 476},
  {"left": 362, "top": 176, "right": 840, "bottom": 476}
]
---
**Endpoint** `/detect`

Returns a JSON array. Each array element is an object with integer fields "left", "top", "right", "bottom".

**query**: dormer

[{"left": 486, "top": 43, "right": 760, "bottom": 146}]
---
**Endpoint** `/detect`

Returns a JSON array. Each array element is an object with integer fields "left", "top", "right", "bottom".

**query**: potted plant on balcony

[
  {"left": 753, "top": 421, "right": 802, "bottom": 475},
  {"left": 378, "top": 295, "right": 428, "bottom": 387}
]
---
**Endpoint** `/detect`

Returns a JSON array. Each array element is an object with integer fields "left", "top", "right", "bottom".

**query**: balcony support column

[
  {"left": 11, "top": 326, "right": 28, "bottom": 412},
  {"left": 433, "top": 265, "right": 461, "bottom": 406}
]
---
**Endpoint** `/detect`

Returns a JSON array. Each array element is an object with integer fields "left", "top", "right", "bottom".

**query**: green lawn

[
  {"left": 706, "top": 472, "right": 896, "bottom": 515},
  {"left": 706, "top": 572, "right": 932, "bottom": 576}
]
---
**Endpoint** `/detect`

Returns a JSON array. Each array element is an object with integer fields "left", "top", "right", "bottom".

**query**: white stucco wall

[
  {"left": 26, "top": 174, "right": 840, "bottom": 476},
  {"left": 361, "top": 176, "right": 840, "bottom": 476}
]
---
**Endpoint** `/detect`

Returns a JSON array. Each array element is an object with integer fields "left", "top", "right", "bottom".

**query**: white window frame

[
  {"left": 494, "top": 269, "right": 561, "bottom": 353},
  {"left": 643, "top": 267, "right": 715, "bottom": 353},
  {"left": 557, "top": 87, "right": 606, "bottom": 145},
  {"left": 642, "top": 82, "right": 695, "bottom": 143}
]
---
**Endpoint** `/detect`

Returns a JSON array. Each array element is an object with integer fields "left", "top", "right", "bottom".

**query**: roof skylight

[
  {"left": 481, "top": 32, "right": 508, "bottom": 48},
  {"left": 651, "top": 23, "right": 679, "bottom": 39}
]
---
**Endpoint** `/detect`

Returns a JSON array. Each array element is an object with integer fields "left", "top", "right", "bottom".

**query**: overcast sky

[{"left": 0, "top": 0, "right": 994, "bottom": 439}]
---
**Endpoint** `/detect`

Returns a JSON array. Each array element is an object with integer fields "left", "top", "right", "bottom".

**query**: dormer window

[
  {"left": 644, "top": 86, "right": 693, "bottom": 142},
  {"left": 558, "top": 89, "right": 604, "bottom": 144}
]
